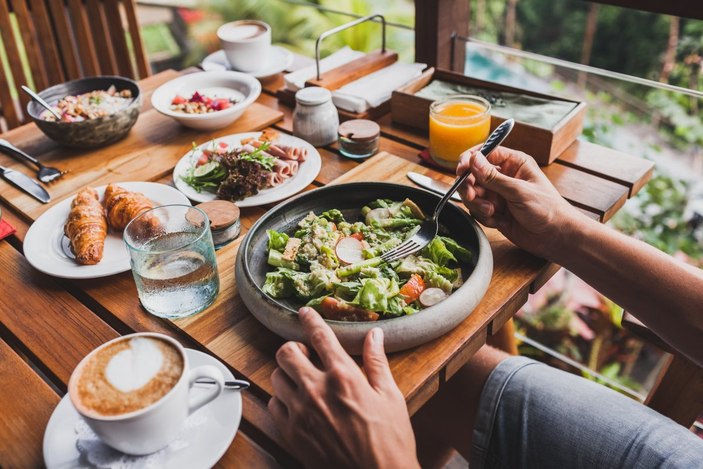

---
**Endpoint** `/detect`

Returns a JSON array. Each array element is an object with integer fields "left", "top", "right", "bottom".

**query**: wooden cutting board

[{"left": 0, "top": 103, "right": 284, "bottom": 221}]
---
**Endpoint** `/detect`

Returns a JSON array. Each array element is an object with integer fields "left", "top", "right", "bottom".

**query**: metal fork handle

[
  {"left": 0, "top": 139, "right": 41, "bottom": 167},
  {"left": 431, "top": 119, "right": 515, "bottom": 221}
]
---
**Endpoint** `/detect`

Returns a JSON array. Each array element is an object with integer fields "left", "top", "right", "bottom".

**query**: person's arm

[
  {"left": 269, "top": 307, "right": 420, "bottom": 469},
  {"left": 457, "top": 148, "right": 703, "bottom": 367}
]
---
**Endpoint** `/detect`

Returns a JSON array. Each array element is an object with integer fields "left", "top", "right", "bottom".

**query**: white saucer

[
  {"left": 202, "top": 46, "right": 294, "bottom": 78},
  {"left": 43, "top": 348, "right": 243, "bottom": 469}
]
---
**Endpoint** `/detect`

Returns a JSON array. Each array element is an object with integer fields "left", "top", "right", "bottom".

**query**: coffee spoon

[{"left": 195, "top": 378, "right": 250, "bottom": 391}]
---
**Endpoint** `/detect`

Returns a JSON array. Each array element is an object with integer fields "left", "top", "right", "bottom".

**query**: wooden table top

[{"left": 0, "top": 68, "right": 653, "bottom": 467}]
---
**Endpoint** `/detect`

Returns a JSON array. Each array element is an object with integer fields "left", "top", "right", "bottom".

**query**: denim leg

[{"left": 471, "top": 356, "right": 703, "bottom": 469}]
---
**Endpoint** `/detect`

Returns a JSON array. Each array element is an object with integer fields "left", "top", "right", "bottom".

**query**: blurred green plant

[
  {"left": 200, "top": 0, "right": 415, "bottom": 61},
  {"left": 610, "top": 174, "right": 703, "bottom": 260}
]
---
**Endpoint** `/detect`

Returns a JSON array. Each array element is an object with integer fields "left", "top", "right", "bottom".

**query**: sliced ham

[
  {"left": 277, "top": 144, "right": 307, "bottom": 162},
  {"left": 250, "top": 140, "right": 307, "bottom": 162},
  {"left": 274, "top": 159, "right": 299, "bottom": 178},
  {"left": 264, "top": 171, "right": 284, "bottom": 187}
]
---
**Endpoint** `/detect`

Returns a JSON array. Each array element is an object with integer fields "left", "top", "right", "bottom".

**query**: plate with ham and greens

[{"left": 172, "top": 129, "right": 321, "bottom": 207}]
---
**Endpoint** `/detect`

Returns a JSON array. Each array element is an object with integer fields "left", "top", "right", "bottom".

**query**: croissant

[
  {"left": 64, "top": 187, "right": 108, "bottom": 265},
  {"left": 104, "top": 184, "right": 155, "bottom": 231}
]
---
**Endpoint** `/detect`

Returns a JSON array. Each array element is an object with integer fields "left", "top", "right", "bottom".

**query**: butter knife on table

[
  {"left": 407, "top": 172, "right": 462, "bottom": 202},
  {"left": 0, "top": 166, "right": 50, "bottom": 203}
]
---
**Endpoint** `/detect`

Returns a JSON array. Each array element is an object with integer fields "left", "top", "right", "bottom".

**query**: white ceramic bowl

[{"left": 151, "top": 71, "right": 261, "bottom": 131}]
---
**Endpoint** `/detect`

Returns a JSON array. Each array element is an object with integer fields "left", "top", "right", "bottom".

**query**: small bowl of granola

[{"left": 151, "top": 71, "right": 261, "bottom": 131}]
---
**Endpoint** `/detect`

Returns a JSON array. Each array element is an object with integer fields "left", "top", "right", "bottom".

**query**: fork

[
  {"left": 0, "top": 139, "right": 67, "bottom": 183},
  {"left": 380, "top": 119, "right": 515, "bottom": 263}
]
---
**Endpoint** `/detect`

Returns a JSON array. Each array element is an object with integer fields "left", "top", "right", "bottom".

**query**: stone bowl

[
  {"left": 27, "top": 76, "right": 141, "bottom": 149},
  {"left": 235, "top": 182, "right": 493, "bottom": 354}
]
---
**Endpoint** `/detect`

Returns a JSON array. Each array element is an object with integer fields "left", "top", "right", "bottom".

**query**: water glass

[{"left": 124, "top": 205, "right": 219, "bottom": 318}]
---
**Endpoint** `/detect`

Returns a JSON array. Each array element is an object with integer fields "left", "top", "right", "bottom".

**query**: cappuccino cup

[
  {"left": 217, "top": 20, "right": 271, "bottom": 73},
  {"left": 68, "top": 333, "right": 224, "bottom": 455}
]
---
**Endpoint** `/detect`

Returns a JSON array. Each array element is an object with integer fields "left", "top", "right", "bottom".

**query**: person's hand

[
  {"left": 456, "top": 146, "right": 583, "bottom": 259},
  {"left": 269, "top": 307, "right": 420, "bottom": 469}
]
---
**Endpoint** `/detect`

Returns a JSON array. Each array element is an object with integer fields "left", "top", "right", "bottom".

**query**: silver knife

[
  {"left": 0, "top": 166, "right": 50, "bottom": 203},
  {"left": 407, "top": 172, "right": 461, "bottom": 202}
]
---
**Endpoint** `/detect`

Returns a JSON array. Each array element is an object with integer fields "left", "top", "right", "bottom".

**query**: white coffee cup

[
  {"left": 217, "top": 20, "right": 271, "bottom": 73},
  {"left": 68, "top": 332, "right": 224, "bottom": 455}
]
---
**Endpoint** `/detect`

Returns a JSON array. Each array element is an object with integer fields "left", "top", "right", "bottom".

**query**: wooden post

[{"left": 414, "top": 0, "right": 469, "bottom": 72}]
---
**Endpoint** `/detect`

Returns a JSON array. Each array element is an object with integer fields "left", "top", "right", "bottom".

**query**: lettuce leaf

[
  {"left": 333, "top": 281, "right": 362, "bottom": 301},
  {"left": 262, "top": 269, "right": 296, "bottom": 298},
  {"left": 291, "top": 264, "right": 337, "bottom": 300},
  {"left": 267, "top": 229, "right": 289, "bottom": 251},
  {"left": 423, "top": 237, "right": 457, "bottom": 267},
  {"left": 320, "top": 209, "right": 346, "bottom": 224},
  {"left": 425, "top": 271, "right": 454, "bottom": 294},
  {"left": 439, "top": 236, "right": 472, "bottom": 263},
  {"left": 351, "top": 277, "right": 400, "bottom": 313}
]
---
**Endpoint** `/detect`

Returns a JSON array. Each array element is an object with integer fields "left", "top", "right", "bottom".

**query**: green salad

[{"left": 263, "top": 198, "right": 472, "bottom": 322}]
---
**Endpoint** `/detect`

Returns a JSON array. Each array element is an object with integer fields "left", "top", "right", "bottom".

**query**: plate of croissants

[{"left": 24, "top": 182, "right": 190, "bottom": 279}]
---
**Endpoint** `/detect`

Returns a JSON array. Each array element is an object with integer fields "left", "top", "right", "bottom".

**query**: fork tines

[{"left": 380, "top": 239, "right": 421, "bottom": 263}]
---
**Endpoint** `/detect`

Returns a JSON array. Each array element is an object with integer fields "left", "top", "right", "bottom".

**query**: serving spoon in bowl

[
  {"left": 21, "top": 85, "right": 61, "bottom": 121},
  {"left": 380, "top": 119, "right": 515, "bottom": 263}
]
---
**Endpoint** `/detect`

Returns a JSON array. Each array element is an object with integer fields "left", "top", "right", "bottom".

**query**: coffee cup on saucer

[
  {"left": 68, "top": 332, "right": 225, "bottom": 455},
  {"left": 217, "top": 20, "right": 271, "bottom": 73}
]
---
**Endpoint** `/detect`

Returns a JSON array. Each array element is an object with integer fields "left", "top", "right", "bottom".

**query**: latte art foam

[
  {"left": 105, "top": 337, "right": 164, "bottom": 392},
  {"left": 72, "top": 336, "right": 184, "bottom": 416}
]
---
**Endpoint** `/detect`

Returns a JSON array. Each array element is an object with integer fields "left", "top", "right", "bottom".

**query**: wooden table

[{"left": 0, "top": 69, "right": 653, "bottom": 467}]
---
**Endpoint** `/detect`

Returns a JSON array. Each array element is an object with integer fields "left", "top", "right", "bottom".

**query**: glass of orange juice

[{"left": 429, "top": 95, "right": 491, "bottom": 169}]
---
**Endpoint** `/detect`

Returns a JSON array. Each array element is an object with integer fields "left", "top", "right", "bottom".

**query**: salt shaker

[{"left": 293, "top": 87, "right": 339, "bottom": 146}]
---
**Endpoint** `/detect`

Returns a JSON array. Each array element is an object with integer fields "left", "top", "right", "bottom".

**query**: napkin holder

[
  {"left": 390, "top": 68, "right": 587, "bottom": 165},
  {"left": 276, "top": 15, "right": 398, "bottom": 121}
]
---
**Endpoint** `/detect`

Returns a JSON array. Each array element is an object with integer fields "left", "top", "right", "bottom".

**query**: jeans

[{"left": 471, "top": 357, "right": 703, "bottom": 468}]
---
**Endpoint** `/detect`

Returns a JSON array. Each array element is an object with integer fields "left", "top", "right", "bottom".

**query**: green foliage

[
  {"left": 610, "top": 174, "right": 703, "bottom": 260},
  {"left": 205, "top": 0, "right": 415, "bottom": 60},
  {"left": 581, "top": 362, "right": 641, "bottom": 393}
]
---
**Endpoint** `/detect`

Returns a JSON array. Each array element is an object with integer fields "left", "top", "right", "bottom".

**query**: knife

[
  {"left": 0, "top": 166, "right": 50, "bottom": 203},
  {"left": 407, "top": 172, "right": 462, "bottom": 202}
]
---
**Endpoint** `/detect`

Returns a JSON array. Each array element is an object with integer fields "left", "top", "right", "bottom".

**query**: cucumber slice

[{"left": 193, "top": 161, "right": 219, "bottom": 178}]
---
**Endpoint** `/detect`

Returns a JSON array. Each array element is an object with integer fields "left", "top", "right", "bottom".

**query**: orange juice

[{"left": 429, "top": 96, "right": 491, "bottom": 169}]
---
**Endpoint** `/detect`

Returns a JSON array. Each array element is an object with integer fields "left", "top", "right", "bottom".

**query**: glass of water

[{"left": 124, "top": 205, "right": 219, "bottom": 319}]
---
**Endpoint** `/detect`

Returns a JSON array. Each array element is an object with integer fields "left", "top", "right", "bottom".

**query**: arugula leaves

[{"left": 239, "top": 141, "right": 275, "bottom": 171}]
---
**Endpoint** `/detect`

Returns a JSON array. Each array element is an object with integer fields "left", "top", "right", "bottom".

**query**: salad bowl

[{"left": 236, "top": 182, "right": 493, "bottom": 354}]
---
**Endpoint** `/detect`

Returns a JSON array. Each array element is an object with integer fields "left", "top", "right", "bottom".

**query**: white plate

[
  {"left": 201, "top": 46, "right": 294, "bottom": 78},
  {"left": 24, "top": 182, "right": 190, "bottom": 279},
  {"left": 43, "top": 348, "right": 242, "bottom": 469},
  {"left": 173, "top": 132, "right": 321, "bottom": 207}
]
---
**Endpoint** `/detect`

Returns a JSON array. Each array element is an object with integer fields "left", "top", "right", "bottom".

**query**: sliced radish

[
  {"left": 419, "top": 287, "right": 448, "bottom": 307},
  {"left": 335, "top": 237, "right": 364, "bottom": 265}
]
